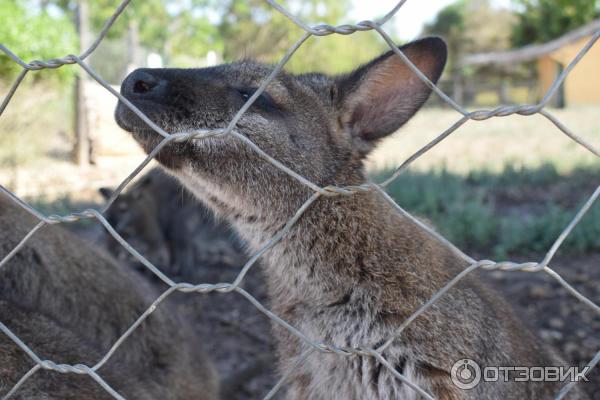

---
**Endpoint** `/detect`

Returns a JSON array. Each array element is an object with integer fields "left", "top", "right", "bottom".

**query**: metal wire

[{"left": 0, "top": 0, "right": 599, "bottom": 399}]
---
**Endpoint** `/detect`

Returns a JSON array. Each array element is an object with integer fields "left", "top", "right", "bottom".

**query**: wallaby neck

[
  {"left": 230, "top": 190, "right": 421, "bottom": 307},
  {"left": 177, "top": 167, "right": 450, "bottom": 308}
]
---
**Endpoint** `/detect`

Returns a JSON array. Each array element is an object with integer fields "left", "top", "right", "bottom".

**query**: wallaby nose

[{"left": 121, "top": 69, "right": 166, "bottom": 100}]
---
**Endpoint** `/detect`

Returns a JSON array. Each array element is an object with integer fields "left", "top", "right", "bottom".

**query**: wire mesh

[{"left": 0, "top": 1, "right": 599, "bottom": 399}]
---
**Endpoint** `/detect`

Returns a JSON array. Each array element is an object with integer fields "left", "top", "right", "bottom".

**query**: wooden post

[
  {"left": 126, "top": 20, "right": 142, "bottom": 74},
  {"left": 498, "top": 80, "right": 509, "bottom": 104},
  {"left": 73, "top": 0, "right": 90, "bottom": 166},
  {"left": 452, "top": 73, "right": 464, "bottom": 106}
]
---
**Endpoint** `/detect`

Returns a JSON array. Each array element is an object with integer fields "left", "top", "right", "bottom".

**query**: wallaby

[
  {"left": 0, "top": 195, "right": 219, "bottom": 399},
  {"left": 115, "top": 37, "right": 589, "bottom": 399},
  {"left": 99, "top": 168, "right": 245, "bottom": 281}
]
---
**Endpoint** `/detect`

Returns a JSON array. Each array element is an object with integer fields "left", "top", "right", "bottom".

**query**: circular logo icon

[{"left": 451, "top": 359, "right": 481, "bottom": 390}]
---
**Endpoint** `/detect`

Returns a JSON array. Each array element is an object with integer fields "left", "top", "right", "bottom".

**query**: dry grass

[
  {"left": 0, "top": 82, "right": 73, "bottom": 168},
  {"left": 367, "top": 107, "right": 600, "bottom": 175},
  {"left": 0, "top": 83, "right": 152, "bottom": 204}
]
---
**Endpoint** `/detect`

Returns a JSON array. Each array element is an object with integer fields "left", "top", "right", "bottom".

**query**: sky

[{"left": 350, "top": 0, "right": 513, "bottom": 40}]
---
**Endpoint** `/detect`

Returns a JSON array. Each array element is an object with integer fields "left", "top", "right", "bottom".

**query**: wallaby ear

[
  {"left": 99, "top": 187, "right": 114, "bottom": 200},
  {"left": 336, "top": 37, "right": 447, "bottom": 146}
]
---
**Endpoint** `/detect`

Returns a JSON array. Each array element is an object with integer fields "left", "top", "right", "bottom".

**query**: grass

[
  {"left": 374, "top": 164, "right": 600, "bottom": 258},
  {"left": 0, "top": 80, "right": 73, "bottom": 168}
]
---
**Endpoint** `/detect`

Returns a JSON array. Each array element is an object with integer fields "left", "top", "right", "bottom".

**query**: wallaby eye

[
  {"left": 238, "top": 89, "right": 251, "bottom": 100},
  {"left": 237, "top": 87, "right": 256, "bottom": 101},
  {"left": 235, "top": 87, "right": 280, "bottom": 113}
]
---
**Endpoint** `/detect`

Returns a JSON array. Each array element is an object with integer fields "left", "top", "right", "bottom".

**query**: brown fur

[
  {"left": 0, "top": 196, "right": 219, "bottom": 399},
  {"left": 115, "top": 37, "right": 589, "bottom": 399},
  {"left": 99, "top": 168, "right": 245, "bottom": 280}
]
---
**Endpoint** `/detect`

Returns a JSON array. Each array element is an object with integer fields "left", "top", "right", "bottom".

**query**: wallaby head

[
  {"left": 100, "top": 175, "right": 171, "bottom": 270},
  {"left": 115, "top": 37, "right": 446, "bottom": 222}
]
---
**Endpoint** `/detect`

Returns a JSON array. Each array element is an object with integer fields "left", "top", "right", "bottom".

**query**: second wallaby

[
  {"left": 0, "top": 195, "right": 219, "bottom": 399},
  {"left": 115, "top": 37, "right": 589, "bottom": 399},
  {"left": 99, "top": 168, "right": 246, "bottom": 281}
]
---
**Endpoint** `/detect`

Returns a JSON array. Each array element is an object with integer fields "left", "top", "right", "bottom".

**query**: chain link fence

[{"left": 1, "top": 0, "right": 599, "bottom": 399}]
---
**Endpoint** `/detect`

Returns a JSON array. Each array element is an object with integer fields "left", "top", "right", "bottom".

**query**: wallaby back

[{"left": 0, "top": 195, "right": 219, "bottom": 399}]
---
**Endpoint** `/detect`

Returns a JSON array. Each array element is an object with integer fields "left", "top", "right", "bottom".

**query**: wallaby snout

[{"left": 122, "top": 69, "right": 167, "bottom": 100}]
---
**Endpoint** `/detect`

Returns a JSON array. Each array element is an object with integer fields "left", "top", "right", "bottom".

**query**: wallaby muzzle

[{"left": 116, "top": 68, "right": 207, "bottom": 169}]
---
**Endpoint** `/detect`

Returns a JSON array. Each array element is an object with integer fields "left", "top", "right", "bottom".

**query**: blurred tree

[
  {"left": 422, "top": 2, "right": 464, "bottom": 73},
  {"left": 424, "top": 0, "right": 522, "bottom": 104},
  {"left": 213, "top": 0, "right": 345, "bottom": 60},
  {"left": 2, "top": 0, "right": 393, "bottom": 81},
  {"left": 0, "top": 0, "right": 76, "bottom": 82},
  {"left": 511, "top": 0, "right": 600, "bottom": 46},
  {"left": 47, "top": 0, "right": 220, "bottom": 62},
  {"left": 424, "top": 0, "right": 516, "bottom": 73},
  {"left": 44, "top": 0, "right": 385, "bottom": 74},
  {"left": 286, "top": 32, "right": 387, "bottom": 74},
  {"left": 209, "top": 0, "right": 387, "bottom": 74}
]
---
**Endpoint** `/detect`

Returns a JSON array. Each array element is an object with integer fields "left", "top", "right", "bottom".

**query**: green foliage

[
  {"left": 39, "top": 0, "right": 386, "bottom": 77},
  {"left": 0, "top": 0, "right": 76, "bottom": 82},
  {"left": 286, "top": 33, "right": 387, "bottom": 74},
  {"left": 46, "top": 0, "right": 221, "bottom": 62},
  {"left": 376, "top": 164, "right": 600, "bottom": 258},
  {"left": 210, "top": 0, "right": 387, "bottom": 74},
  {"left": 511, "top": 0, "right": 600, "bottom": 46}
]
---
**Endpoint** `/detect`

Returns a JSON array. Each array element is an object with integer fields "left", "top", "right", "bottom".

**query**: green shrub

[
  {"left": 374, "top": 164, "right": 600, "bottom": 258},
  {"left": 0, "top": 1, "right": 77, "bottom": 82}
]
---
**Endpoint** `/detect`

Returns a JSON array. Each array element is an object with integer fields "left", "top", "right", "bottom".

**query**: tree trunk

[
  {"left": 126, "top": 20, "right": 142, "bottom": 74},
  {"left": 452, "top": 74, "right": 464, "bottom": 106},
  {"left": 73, "top": 0, "right": 90, "bottom": 166}
]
